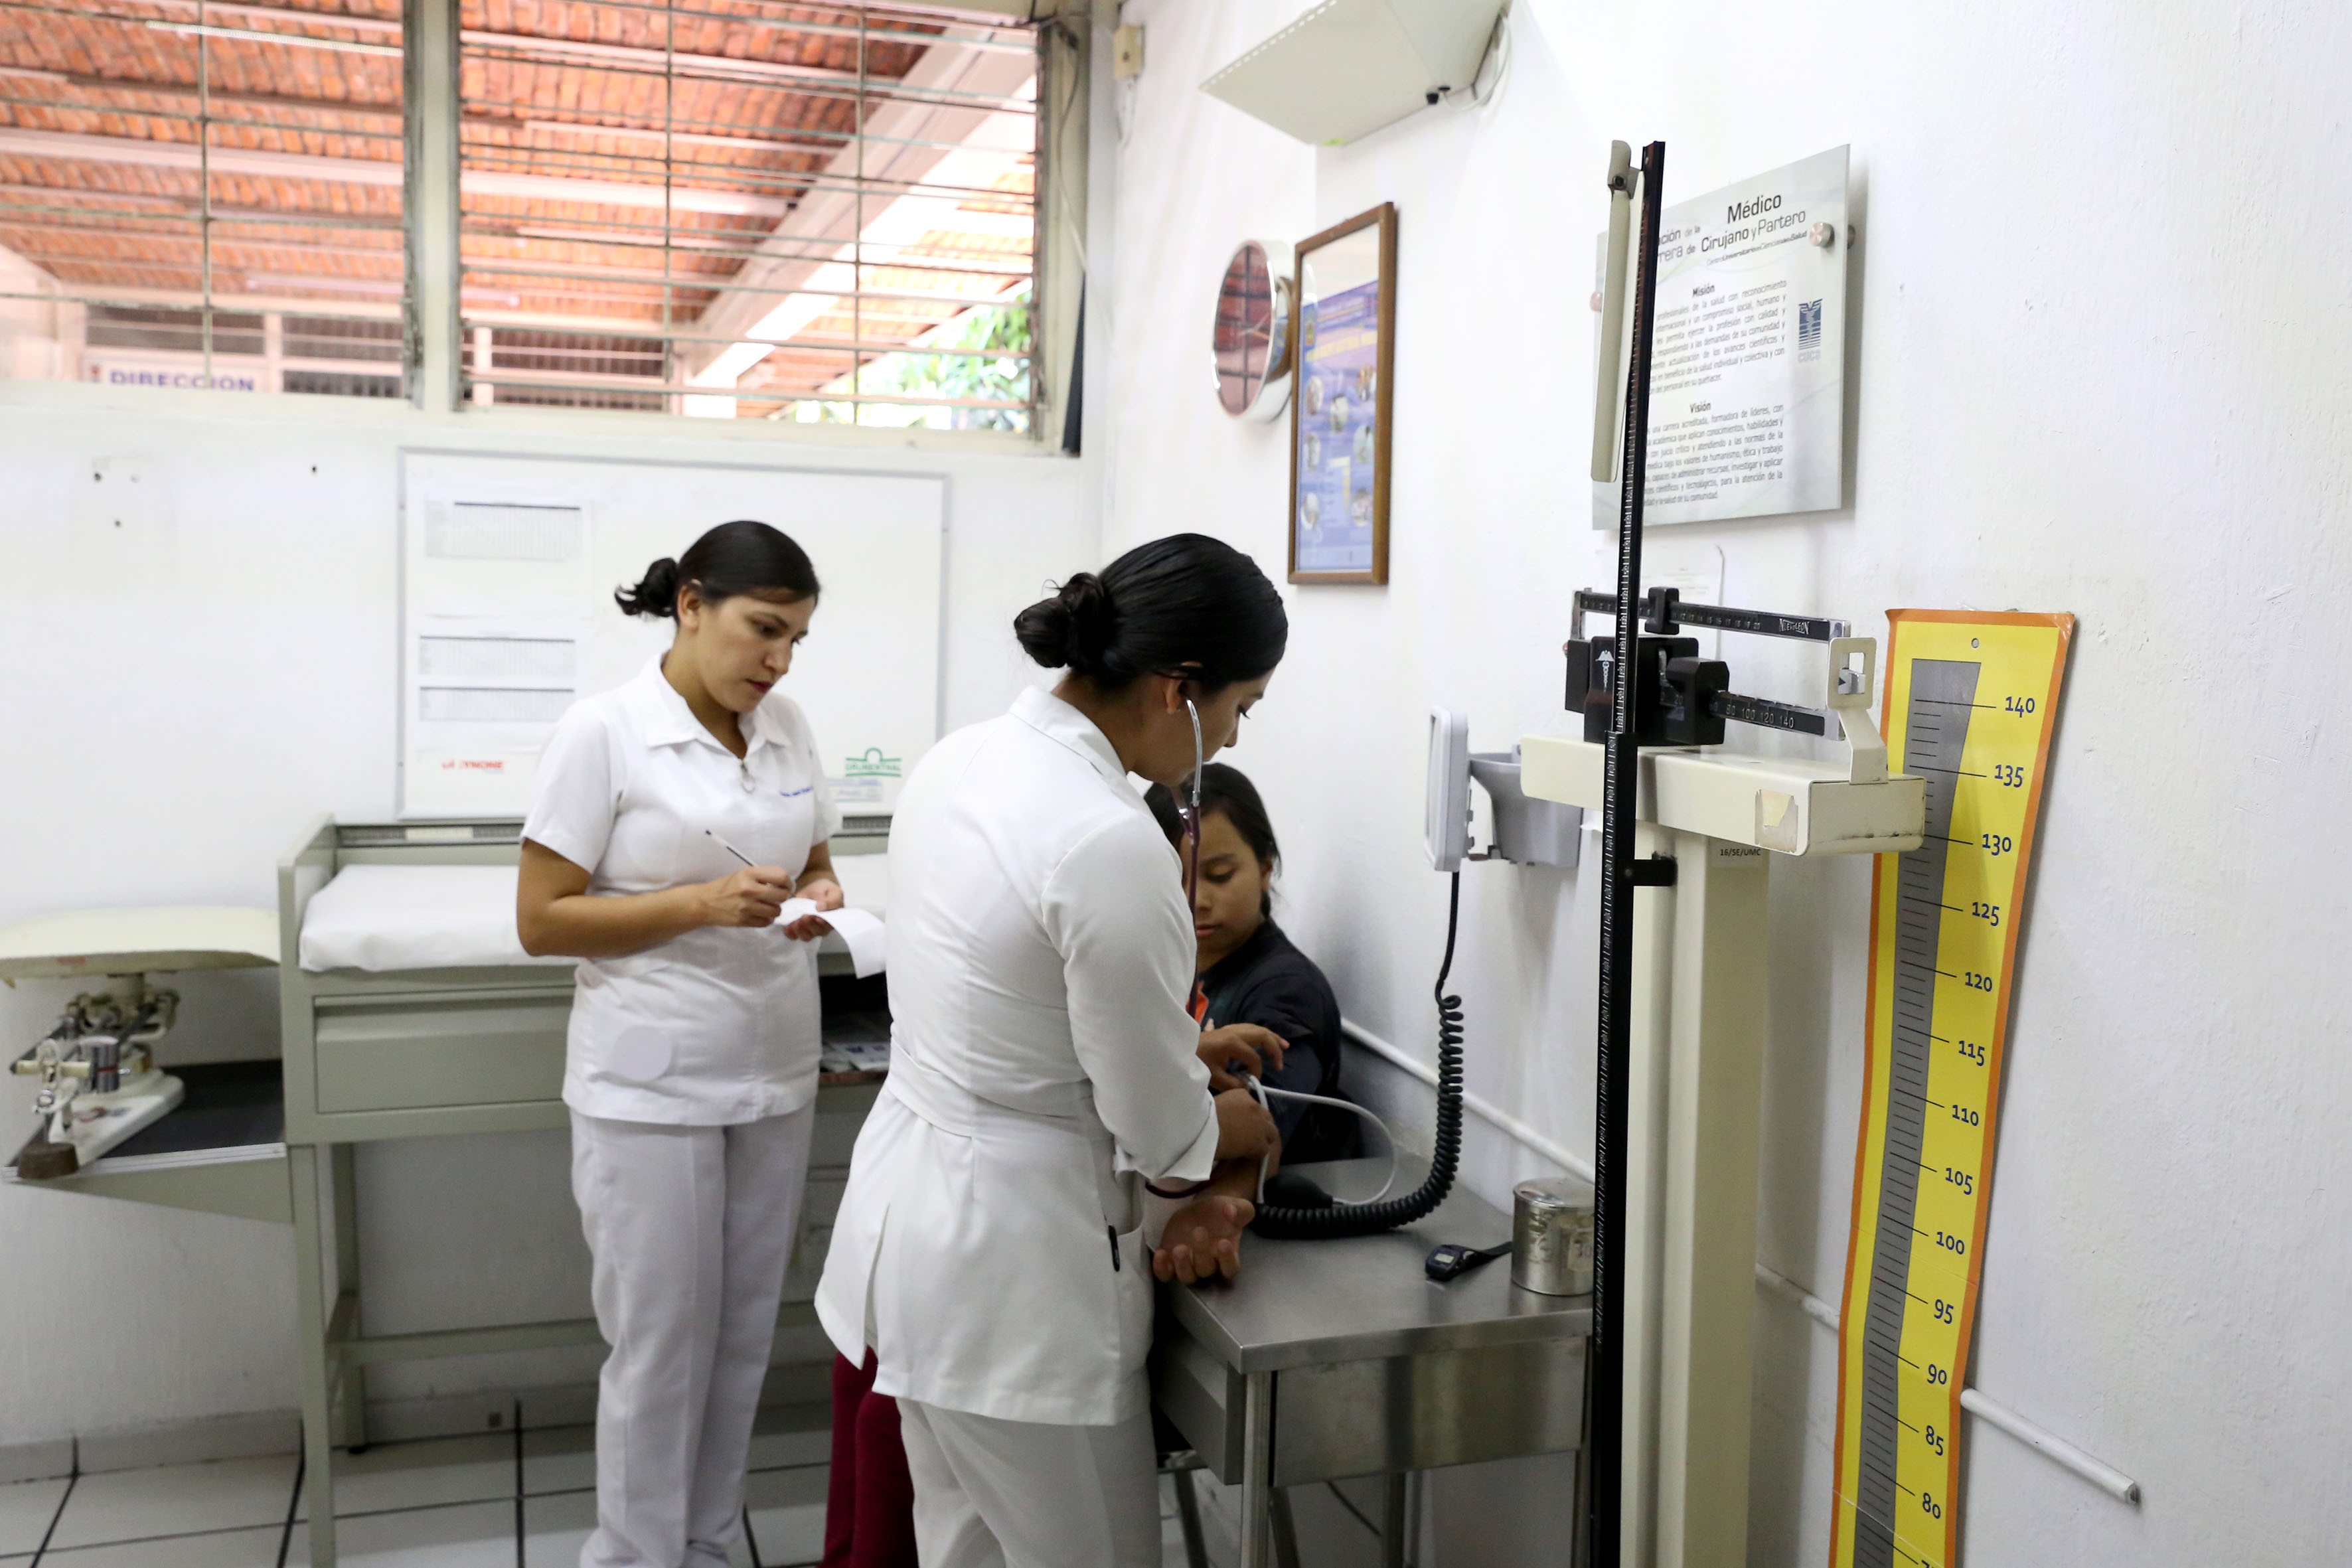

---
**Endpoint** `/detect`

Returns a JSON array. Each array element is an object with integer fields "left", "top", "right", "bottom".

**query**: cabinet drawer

[{"left": 312, "top": 994, "right": 570, "bottom": 1113}]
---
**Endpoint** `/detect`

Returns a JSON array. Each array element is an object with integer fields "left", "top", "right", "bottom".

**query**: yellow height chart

[{"left": 1829, "top": 611, "right": 2073, "bottom": 1568}]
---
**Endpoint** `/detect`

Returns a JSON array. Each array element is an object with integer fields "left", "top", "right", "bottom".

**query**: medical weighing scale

[
  {"left": 1526, "top": 135, "right": 1933, "bottom": 1568},
  {"left": 1531, "top": 136, "right": 2074, "bottom": 1567},
  {"left": 1522, "top": 588, "right": 1922, "bottom": 1567},
  {"left": 3, "top": 907, "right": 279, "bottom": 1180}
]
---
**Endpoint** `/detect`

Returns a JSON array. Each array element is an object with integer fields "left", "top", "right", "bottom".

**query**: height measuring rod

[
  {"left": 1589, "top": 135, "right": 1666, "bottom": 1568},
  {"left": 1830, "top": 611, "right": 2075, "bottom": 1568},
  {"left": 1557, "top": 136, "right": 1928, "bottom": 1568}
]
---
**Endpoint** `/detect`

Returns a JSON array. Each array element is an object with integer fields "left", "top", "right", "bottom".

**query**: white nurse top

[
  {"left": 815, "top": 686, "right": 1220, "bottom": 1427},
  {"left": 522, "top": 656, "right": 841, "bottom": 1126}
]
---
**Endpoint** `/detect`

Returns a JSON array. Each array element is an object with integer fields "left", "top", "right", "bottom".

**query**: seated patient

[{"left": 1147, "top": 765, "right": 1356, "bottom": 1163}]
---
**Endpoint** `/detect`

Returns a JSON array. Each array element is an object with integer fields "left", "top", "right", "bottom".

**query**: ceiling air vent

[{"left": 1202, "top": 0, "right": 1507, "bottom": 147}]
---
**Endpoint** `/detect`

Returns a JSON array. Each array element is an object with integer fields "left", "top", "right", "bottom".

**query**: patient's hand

[
  {"left": 1197, "top": 1024, "right": 1288, "bottom": 1090},
  {"left": 1152, "top": 1193, "right": 1255, "bottom": 1284}
]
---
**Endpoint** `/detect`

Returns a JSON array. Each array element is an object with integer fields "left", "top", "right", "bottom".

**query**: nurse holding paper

[{"left": 515, "top": 520, "right": 844, "bottom": 1568}]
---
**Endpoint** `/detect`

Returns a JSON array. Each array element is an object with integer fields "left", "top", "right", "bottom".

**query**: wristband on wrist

[{"left": 1145, "top": 1179, "right": 1210, "bottom": 1200}]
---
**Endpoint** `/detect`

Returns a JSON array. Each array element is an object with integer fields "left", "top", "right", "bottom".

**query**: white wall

[
  {"left": 1101, "top": 2, "right": 2352, "bottom": 1564},
  {"left": 0, "top": 385, "right": 1090, "bottom": 1447}
]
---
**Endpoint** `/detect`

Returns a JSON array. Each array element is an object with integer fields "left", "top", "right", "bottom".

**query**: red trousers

[{"left": 821, "top": 1351, "right": 918, "bottom": 1568}]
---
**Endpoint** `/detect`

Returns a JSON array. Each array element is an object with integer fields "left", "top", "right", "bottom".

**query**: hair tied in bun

[
  {"left": 1056, "top": 574, "right": 1116, "bottom": 669},
  {"left": 1010, "top": 534, "right": 1286, "bottom": 692},
  {"left": 611, "top": 522, "right": 822, "bottom": 621},
  {"left": 1014, "top": 572, "right": 1115, "bottom": 674},
  {"left": 615, "top": 556, "right": 684, "bottom": 619}
]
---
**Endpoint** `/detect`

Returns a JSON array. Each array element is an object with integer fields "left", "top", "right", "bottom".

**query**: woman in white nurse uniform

[
  {"left": 517, "top": 520, "right": 846, "bottom": 1568},
  {"left": 817, "top": 533, "right": 1290, "bottom": 1568}
]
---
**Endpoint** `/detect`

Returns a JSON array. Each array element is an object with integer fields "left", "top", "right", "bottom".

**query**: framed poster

[{"left": 1289, "top": 202, "right": 1396, "bottom": 584}]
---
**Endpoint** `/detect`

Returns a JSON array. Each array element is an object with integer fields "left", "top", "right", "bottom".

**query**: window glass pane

[
  {"left": 456, "top": 0, "right": 1036, "bottom": 429},
  {"left": 0, "top": 0, "right": 408, "bottom": 399}
]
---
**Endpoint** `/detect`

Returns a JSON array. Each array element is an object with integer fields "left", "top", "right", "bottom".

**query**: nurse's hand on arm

[
  {"left": 779, "top": 841, "right": 844, "bottom": 942},
  {"left": 1214, "top": 1084, "right": 1280, "bottom": 1164},
  {"left": 1048, "top": 819, "right": 1283, "bottom": 1279},
  {"left": 517, "top": 840, "right": 796, "bottom": 958}
]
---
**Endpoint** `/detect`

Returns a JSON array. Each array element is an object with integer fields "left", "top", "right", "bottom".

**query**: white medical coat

[
  {"left": 522, "top": 657, "right": 841, "bottom": 1126},
  {"left": 815, "top": 686, "right": 1220, "bottom": 1427}
]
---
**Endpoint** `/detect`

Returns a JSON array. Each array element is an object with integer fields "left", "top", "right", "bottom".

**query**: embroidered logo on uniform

[{"left": 778, "top": 785, "right": 813, "bottom": 799}]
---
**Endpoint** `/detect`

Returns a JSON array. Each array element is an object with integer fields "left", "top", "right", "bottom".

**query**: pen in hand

[
  {"left": 705, "top": 829, "right": 757, "bottom": 868},
  {"left": 705, "top": 830, "right": 797, "bottom": 931},
  {"left": 706, "top": 830, "right": 834, "bottom": 941}
]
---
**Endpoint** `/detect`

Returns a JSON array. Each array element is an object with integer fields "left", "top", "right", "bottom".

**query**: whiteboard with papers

[{"left": 400, "top": 451, "right": 945, "bottom": 821}]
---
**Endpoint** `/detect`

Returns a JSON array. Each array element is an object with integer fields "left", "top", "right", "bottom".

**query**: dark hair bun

[
  {"left": 612, "top": 522, "right": 821, "bottom": 621},
  {"left": 614, "top": 557, "right": 684, "bottom": 619},
  {"left": 1010, "top": 535, "right": 1285, "bottom": 694},
  {"left": 1014, "top": 572, "right": 1117, "bottom": 673}
]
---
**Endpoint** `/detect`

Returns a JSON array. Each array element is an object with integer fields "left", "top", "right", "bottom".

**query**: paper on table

[{"left": 778, "top": 899, "right": 886, "bottom": 978}]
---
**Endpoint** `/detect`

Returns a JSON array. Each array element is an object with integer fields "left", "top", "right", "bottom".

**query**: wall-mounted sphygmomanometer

[
  {"left": 1249, "top": 710, "right": 1578, "bottom": 1243},
  {"left": 1425, "top": 707, "right": 1583, "bottom": 874}
]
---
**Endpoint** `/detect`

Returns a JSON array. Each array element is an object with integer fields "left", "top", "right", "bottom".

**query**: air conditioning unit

[{"left": 1202, "top": 0, "right": 1507, "bottom": 147}]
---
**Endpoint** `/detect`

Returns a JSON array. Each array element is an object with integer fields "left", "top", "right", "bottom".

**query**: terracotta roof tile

[{"left": 3, "top": 0, "right": 1033, "bottom": 412}]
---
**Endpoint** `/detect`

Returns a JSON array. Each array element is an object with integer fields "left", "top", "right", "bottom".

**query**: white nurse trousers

[
  {"left": 570, "top": 1106, "right": 816, "bottom": 1568},
  {"left": 898, "top": 1395, "right": 1161, "bottom": 1568}
]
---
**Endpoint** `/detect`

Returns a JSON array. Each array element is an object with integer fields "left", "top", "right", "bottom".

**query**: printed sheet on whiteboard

[
  {"left": 1593, "top": 145, "right": 1850, "bottom": 527},
  {"left": 404, "top": 499, "right": 593, "bottom": 817},
  {"left": 399, "top": 456, "right": 945, "bottom": 821}
]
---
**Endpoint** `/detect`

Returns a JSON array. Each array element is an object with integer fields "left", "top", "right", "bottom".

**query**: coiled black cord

[{"left": 1251, "top": 872, "right": 1464, "bottom": 1239}]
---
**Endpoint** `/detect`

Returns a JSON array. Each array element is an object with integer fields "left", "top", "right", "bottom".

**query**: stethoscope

[{"left": 1181, "top": 696, "right": 1204, "bottom": 910}]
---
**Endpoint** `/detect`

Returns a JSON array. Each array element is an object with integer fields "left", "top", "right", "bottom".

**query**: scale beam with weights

[
  {"left": 1522, "top": 139, "right": 1928, "bottom": 1567},
  {"left": 3, "top": 908, "right": 279, "bottom": 1183}
]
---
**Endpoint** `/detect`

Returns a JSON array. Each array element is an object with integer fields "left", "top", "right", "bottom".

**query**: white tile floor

[
  {"left": 0, "top": 1403, "right": 1208, "bottom": 1567},
  {"left": 0, "top": 1403, "right": 830, "bottom": 1568}
]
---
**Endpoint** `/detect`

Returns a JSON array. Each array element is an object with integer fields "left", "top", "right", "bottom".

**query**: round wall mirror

[{"left": 1212, "top": 240, "right": 1294, "bottom": 421}]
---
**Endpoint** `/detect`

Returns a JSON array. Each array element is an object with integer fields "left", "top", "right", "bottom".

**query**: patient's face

[{"left": 1192, "top": 809, "right": 1271, "bottom": 971}]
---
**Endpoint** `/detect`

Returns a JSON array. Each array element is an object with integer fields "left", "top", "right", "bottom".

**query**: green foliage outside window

[{"left": 789, "top": 289, "right": 1033, "bottom": 430}]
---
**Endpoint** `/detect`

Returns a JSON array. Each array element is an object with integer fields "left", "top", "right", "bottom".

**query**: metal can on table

[{"left": 1511, "top": 1176, "right": 1595, "bottom": 1296}]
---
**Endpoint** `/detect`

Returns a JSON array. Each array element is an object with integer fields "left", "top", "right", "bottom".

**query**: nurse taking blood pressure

[
  {"left": 516, "top": 520, "right": 844, "bottom": 1568},
  {"left": 817, "top": 534, "right": 1288, "bottom": 1568}
]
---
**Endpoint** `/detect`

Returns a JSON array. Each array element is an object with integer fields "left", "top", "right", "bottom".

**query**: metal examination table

[{"left": 1151, "top": 1160, "right": 1591, "bottom": 1568}]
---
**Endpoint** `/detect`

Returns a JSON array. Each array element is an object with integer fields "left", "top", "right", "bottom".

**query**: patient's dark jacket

[{"left": 1195, "top": 920, "right": 1358, "bottom": 1164}]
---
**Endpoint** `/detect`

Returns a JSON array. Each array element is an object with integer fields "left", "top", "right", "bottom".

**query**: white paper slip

[{"left": 778, "top": 900, "right": 887, "bottom": 978}]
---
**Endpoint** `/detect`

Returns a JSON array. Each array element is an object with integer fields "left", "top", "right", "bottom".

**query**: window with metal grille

[
  {"left": 0, "top": 0, "right": 408, "bottom": 398},
  {"left": 454, "top": 1, "right": 1038, "bottom": 430}
]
